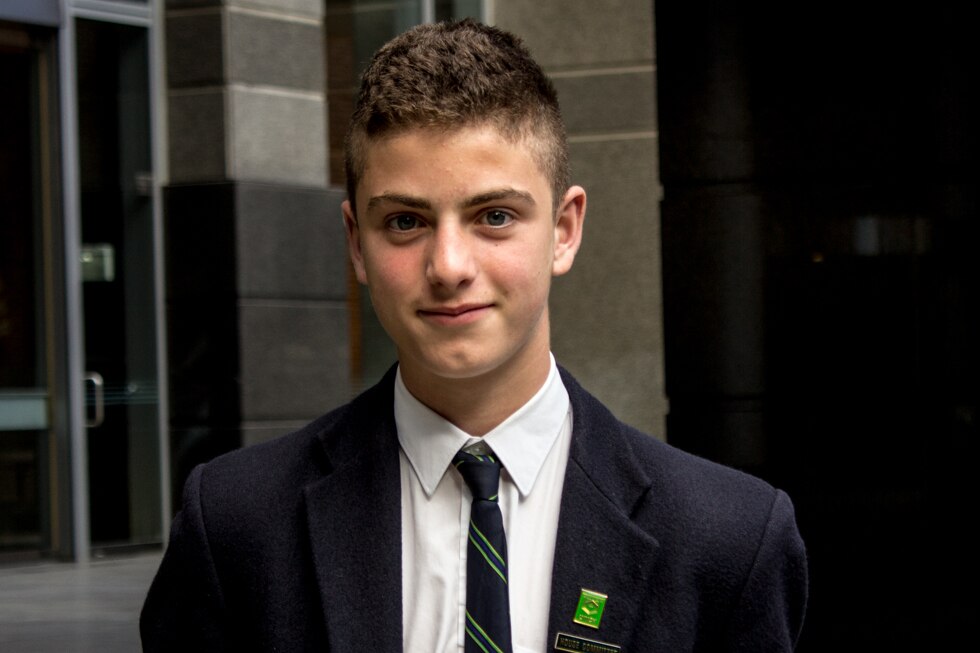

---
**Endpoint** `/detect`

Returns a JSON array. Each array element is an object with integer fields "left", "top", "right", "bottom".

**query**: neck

[{"left": 400, "top": 343, "right": 552, "bottom": 437}]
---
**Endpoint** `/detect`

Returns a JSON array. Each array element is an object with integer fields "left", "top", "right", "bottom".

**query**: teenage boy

[{"left": 142, "top": 19, "right": 807, "bottom": 652}]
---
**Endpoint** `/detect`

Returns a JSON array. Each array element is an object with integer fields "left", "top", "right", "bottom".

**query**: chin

[{"left": 414, "top": 349, "right": 506, "bottom": 381}]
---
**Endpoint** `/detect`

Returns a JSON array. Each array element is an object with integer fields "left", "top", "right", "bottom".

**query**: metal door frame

[{"left": 58, "top": 0, "right": 169, "bottom": 561}]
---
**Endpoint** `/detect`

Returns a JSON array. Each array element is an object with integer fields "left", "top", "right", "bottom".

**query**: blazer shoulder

[
  {"left": 630, "top": 425, "right": 781, "bottom": 519},
  {"left": 626, "top": 427, "right": 808, "bottom": 649},
  {"left": 561, "top": 365, "right": 794, "bottom": 553}
]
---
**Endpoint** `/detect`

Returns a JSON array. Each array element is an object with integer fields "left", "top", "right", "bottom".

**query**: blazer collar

[{"left": 547, "top": 368, "right": 662, "bottom": 651}]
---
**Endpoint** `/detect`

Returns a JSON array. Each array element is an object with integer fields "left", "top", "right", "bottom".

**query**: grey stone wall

[
  {"left": 495, "top": 0, "right": 667, "bottom": 436},
  {"left": 164, "top": 0, "right": 349, "bottom": 491}
]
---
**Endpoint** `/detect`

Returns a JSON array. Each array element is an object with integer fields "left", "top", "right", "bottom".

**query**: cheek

[
  {"left": 488, "top": 248, "right": 553, "bottom": 297},
  {"left": 364, "top": 263, "right": 408, "bottom": 329},
  {"left": 362, "top": 244, "right": 412, "bottom": 286},
  {"left": 360, "top": 257, "right": 411, "bottom": 321}
]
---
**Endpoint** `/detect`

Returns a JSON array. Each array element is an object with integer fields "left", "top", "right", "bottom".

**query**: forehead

[
  {"left": 364, "top": 122, "right": 538, "bottom": 161},
  {"left": 357, "top": 124, "right": 551, "bottom": 201}
]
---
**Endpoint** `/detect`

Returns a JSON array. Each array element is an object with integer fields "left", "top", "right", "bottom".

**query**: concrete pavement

[{"left": 0, "top": 551, "right": 161, "bottom": 652}]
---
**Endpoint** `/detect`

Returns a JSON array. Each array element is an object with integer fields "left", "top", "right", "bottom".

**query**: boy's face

[{"left": 343, "top": 124, "right": 585, "bottom": 390}]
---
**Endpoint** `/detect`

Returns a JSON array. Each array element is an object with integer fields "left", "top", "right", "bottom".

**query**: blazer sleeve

[
  {"left": 140, "top": 464, "right": 233, "bottom": 652},
  {"left": 723, "top": 489, "right": 809, "bottom": 651}
]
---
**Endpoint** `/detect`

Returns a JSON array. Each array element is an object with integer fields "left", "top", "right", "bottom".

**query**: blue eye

[
  {"left": 390, "top": 214, "right": 419, "bottom": 231},
  {"left": 483, "top": 210, "right": 511, "bottom": 227}
]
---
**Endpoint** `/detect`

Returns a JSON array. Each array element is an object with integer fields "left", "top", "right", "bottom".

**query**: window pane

[
  {"left": 0, "top": 45, "right": 42, "bottom": 389},
  {"left": 436, "top": 0, "right": 483, "bottom": 21}
]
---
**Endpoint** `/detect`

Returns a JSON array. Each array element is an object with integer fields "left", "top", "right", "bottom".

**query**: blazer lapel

[
  {"left": 549, "top": 370, "right": 661, "bottom": 651},
  {"left": 303, "top": 371, "right": 403, "bottom": 651}
]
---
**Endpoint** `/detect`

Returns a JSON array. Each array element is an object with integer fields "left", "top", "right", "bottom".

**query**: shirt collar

[{"left": 395, "top": 355, "right": 570, "bottom": 497}]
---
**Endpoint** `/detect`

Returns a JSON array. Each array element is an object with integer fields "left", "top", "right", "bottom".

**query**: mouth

[{"left": 417, "top": 303, "right": 493, "bottom": 325}]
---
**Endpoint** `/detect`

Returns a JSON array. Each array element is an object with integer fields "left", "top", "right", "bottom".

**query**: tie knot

[{"left": 452, "top": 449, "right": 501, "bottom": 500}]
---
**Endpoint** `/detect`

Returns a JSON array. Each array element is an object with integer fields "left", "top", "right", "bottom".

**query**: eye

[
  {"left": 481, "top": 209, "right": 513, "bottom": 228},
  {"left": 387, "top": 214, "right": 421, "bottom": 231}
]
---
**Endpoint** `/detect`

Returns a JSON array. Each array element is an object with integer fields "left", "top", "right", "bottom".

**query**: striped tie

[{"left": 454, "top": 448, "right": 513, "bottom": 653}]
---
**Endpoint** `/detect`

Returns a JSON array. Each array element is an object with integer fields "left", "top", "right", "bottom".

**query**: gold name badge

[{"left": 554, "top": 632, "right": 621, "bottom": 653}]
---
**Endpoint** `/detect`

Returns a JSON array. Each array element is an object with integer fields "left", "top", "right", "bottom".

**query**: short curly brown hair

[{"left": 344, "top": 19, "right": 569, "bottom": 213}]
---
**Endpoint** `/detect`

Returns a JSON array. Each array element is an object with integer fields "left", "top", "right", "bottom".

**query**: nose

[{"left": 425, "top": 222, "right": 477, "bottom": 290}]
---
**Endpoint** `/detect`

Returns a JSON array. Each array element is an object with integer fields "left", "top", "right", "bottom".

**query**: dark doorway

[
  {"left": 75, "top": 17, "right": 163, "bottom": 550},
  {"left": 0, "top": 21, "right": 56, "bottom": 558},
  {"left": 656, "top": 2, "right": 977, "bottom": 648}
]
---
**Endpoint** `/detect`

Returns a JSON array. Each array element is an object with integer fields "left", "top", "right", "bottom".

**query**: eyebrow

[
  {"left": 366, "top": 193, "right": 431, "bottom": 212},
  {"left": 365, "top": 187, "right": 536, "bottom": 213},
  {"left": 464, "top": 188, "right": 536, "bottom": 209}
]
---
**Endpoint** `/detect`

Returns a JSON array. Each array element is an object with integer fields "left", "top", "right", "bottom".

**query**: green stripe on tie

[
  {"left": 467, "top": 611, "right": 505, "bottom": 653},
  {"left": 470, "top": 520, "right": 505, "bottom": 565},
  {"left": 468, "top": 532, "right": 507, "bottom": 584},
  {"left": 465, "top": 626, "right": 492, "bottom": 653}
]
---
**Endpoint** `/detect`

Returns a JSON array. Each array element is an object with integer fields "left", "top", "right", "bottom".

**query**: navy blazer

[{"left": 141, "top": 367, "right": 807, "bottom": 651}]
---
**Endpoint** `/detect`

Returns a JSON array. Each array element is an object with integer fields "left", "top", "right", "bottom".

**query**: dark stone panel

[
  {"left": 235, "top": 184, "right": 348, "bottom": 300},
  {"left": 168, "top": 91, "right": 227, "bottom": 183},
  {"left": 238, "top": 301, "right": 350, "bottom": 421},
  {"left": 660, "top": 187, "right": 766, "bottom": 398},
  {"left": 165, "top": 183, "right": 242, "bottom": 503},
  {"left": 0, "top": 0, "right": 59, "bottom": 26},
  {"left": 166, "top": 11, "right": 224, "bottom": 88},
  {"left": 227, "top": 11, "right": 324, "bottom": 91},
  {"left": 241, "top": 423, "right": 296, "bottom": 447},
  {"left": 167, "top": 0, "right": 322, "bottom": 9},
  {"left": 495, "top": 0, "right": 653, "bottom": 69},
  {"left": 553, "top": 72, "right": 656, "bottom": 135},
  {"left": 166, "top": 0, "right": 221, "bottom": 8},
  {"left": 165, "top": 298, "right": 241, "bottom": 427},
  {"left": 164, "top": 182, "right": 237, "bottom": 302},
  {"left": 165, "top": 297, "right": 243, "bottom": 506}
]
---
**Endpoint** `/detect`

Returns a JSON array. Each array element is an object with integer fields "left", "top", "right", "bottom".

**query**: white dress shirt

[{"left": 396, "top": 355, "right": 573, "bottom": 653}]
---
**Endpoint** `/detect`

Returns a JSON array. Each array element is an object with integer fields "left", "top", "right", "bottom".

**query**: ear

[
  {"left": 342, "top": 199, "right": 369, "bottom": 285},
  {"left": 552, "top": 185, "right": 587, "bottom": 277}
]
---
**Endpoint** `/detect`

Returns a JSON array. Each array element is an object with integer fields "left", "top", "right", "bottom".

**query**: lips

[{"left": 417, "top": 303, "right": 493, "bottom": 325}]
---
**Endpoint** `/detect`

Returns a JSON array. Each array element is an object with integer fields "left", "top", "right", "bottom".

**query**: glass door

[{"left": 74, "top": 17, "right": 162, "bottom": 550}]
